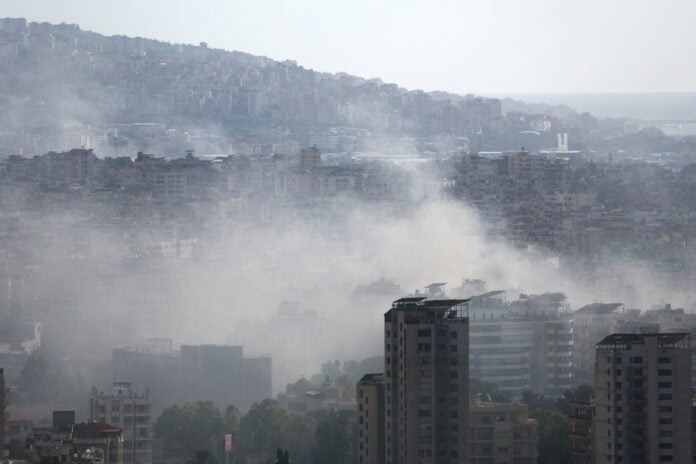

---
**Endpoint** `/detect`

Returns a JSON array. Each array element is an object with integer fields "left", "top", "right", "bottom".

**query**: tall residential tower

[
  {"left": 384, "top": 297, "right": 469, "bottom": 464},
  {"left": 594, "top": 333, "right": 692, "bottom": 464}
]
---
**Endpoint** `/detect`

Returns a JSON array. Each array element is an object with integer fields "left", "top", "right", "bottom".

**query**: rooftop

[
  {"left": 575, "top": 302, "right": 623, "bottom": 315},
  {"left": 358, "top": 373, "right": 385, "bottom": 385},
  {"left": 596, "top": 332, "right": 689, "bottom": 349}
]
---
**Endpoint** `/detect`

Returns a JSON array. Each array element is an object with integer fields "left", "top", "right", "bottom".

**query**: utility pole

[{"left": 132, "top": 394, "right": 136, "bottom": 464}]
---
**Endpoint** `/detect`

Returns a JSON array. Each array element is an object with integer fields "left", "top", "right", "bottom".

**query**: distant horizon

[{"left": 490, "top": 92, "right": 696, "bottom": 121}]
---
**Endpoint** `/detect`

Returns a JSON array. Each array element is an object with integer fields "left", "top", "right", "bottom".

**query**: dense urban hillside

[{"left": 1, "top": 17, "right": 694, "bottom": 158}]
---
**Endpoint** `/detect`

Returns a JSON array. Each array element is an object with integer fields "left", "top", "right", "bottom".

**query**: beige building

[
  {"left": 594, "top": 333, "right": 692, "bottom": 464},
  {"left": 568, "top": 401, "right": 594, "bottom": 464},
  {"left": 384, "top": 297, "right": 469, "bottom": 464},
  {"left": 90, "top": 382, "right": 152, "bottom": 464},
  {"left": 468, "top": 400, "right": 538, "bottom": 464},
  {"left": 357, "top": 373, "right": 385, "bottom": 464}
]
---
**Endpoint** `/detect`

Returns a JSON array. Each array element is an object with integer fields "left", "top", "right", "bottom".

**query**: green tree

[
  {"left": 520, "top": 390, "right": 573, "bottom": 464},
  {"left": 224, "top": 404, "right": 241, "bottom": 437},
  {"left": 155, "top": 401, "right": 225, "bottom": 464},
  {"left": 236, "top": 399, "right": 315, "bottom": 464},
  {"left": 536, "top": 411, "right": 571, "bottom": 464},
  {"left": 8, "top": 439, "right": 27, "bottom": 459},
  {"left": 285, "top": 378, "right": 314, "bottom": 395},
  {"left": 188, "top": 449, "right": 218, "bottom": 464},
  {"left": 309, "top": 409, "right": 355, "bottom": 464}
]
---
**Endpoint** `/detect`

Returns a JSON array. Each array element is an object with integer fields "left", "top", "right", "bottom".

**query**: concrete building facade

[
  {"left": 384, "top": 297, "right": 469, "bottom": 464},
  {"left": 568, "top": 401, "right": 594, "bottom": 464},
  {"left": 357, "top": 373, "right": 385, "bottom": 464},
  {"left": 90, "top": 382, "right": 152, "bottom": 464},
  {"left": 468, "top": 400, "right": 538, "bottom": 464},
  {"left": 469, "top": 291, "right": 573, "bottom": 397},
  {"left": 594, "top": 333, "right": 692, "bottom": 464},
  {"left": 27, "top": 412, "right": 124, "bottom": 464}
]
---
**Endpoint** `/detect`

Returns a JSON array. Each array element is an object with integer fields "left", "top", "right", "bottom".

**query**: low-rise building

[
  {"left": 26, "top": 411, "right": 123, "bottom": 464},
  {"left": 469, "top": 399, "right": 538, "bottom": 464},
  {"left": 90, "top": 383, "right": 152, "bottom": 464}
]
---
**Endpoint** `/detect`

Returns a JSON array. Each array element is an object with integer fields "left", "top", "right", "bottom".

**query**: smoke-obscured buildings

[
  {"left": 468, "top": 291, "right": 573, "bottom": 398},
  {"left": 112, "top": 341, "right": 271, "bottom": 412}
]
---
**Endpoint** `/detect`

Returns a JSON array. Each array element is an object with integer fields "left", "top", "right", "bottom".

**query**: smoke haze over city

[{"left": 1, "top": 4, "right": 695, "bottom": 464}]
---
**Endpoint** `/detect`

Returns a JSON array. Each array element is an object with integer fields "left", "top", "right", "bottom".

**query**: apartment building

[
  {"left": 90, "top": 382, "right": 152, "bottom": 464},
  {"left": 468, "top": 399, "right": 538, "bottom": 464},
  {"left": 357, "top": 373, "right": 385, "bottom": 464},
  {"left": 568, "top": 401, "right": 594, "bottom": 464},
  {"left": 384, "top": 297, "right": 469, "bottom": 464},
  {"left": 594, "top": 333, "right": 692, "bottom": 463},
  {"left": 469, "top": 291, "right": 572, "bottom": 397}
]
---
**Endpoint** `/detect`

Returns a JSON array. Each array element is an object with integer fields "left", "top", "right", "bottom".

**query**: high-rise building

[
  {"left": 384, "top": 297, "right": 469, "bottom": 464},
  {"left": 90, "top": 382, "right": 152, "bottom": 464},
  {"left": 594, "top": 333, "right": 693, "bottom": 464},
  {"left": 357, "top": 373, "right": 385, "bottom": 464},
  {"left": 469, "top": 291, "right": 573, "bottom": 397}
]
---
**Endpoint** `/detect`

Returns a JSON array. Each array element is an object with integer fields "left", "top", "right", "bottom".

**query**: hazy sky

[{"left": 3, "top": 0, "right": 695, "bottom": 94}]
